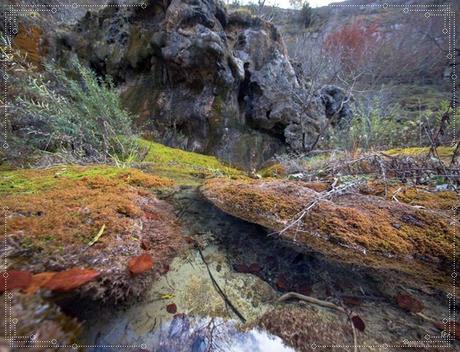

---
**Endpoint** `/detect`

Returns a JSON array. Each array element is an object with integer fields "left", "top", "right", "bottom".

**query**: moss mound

[
  {"left": 251, "top": 306, "right": 356, "bottom": 352},
  {"left": 2, "top": 165, "right": 185, "bottom": 301},
  {"left": 202, "top": 178, "right": 459, "bottom": 291},
  {"left": 136, "top": 138, "right": 244, "bottom": 185},
  {"left": 384, "top": 146, "right": 454, "bottom": 161}
]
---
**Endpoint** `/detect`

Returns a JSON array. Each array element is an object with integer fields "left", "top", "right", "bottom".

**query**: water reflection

[{"left": 88, "top": 315, "right": 294, "bottom": 352}]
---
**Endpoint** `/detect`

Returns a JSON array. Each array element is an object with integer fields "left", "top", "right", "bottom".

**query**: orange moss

[
  {"left": 1, "top": 166, "right": 185, "bottom": 300},
  {"left": 202, "top": 178, "right": 459, "bottom": 290},
  {"left": 5, "top": 175, "right": 149, "bottom": 251},
  {"left": 303, "top": 182, "right": 330, "bottom": 192},
  {"left": 361, "top": 181, "right": 458, "bottom": 211}
]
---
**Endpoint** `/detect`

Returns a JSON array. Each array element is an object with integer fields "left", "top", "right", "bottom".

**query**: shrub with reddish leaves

[{"left": 324, "top": 19, "right": 380, "bottom": 73}]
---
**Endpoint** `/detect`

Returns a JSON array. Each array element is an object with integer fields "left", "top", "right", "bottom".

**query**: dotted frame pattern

[{"left": 0, "top": 1, "right": 458, "bottom": 350}]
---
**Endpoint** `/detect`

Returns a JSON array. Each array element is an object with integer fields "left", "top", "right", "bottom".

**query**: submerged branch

[{"left": 197, "top": 247, "right": 247, "bottom": 323}]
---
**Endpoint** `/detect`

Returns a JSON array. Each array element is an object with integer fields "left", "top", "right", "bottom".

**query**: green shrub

[
  {"left": 329, "top": 99, "right": 459, "bottom": 152},
  {"left": 14, "top": 59, "right": 136, "bottom": 162},
  {"left": 300, "top": 1, "right": 313, "bottom": 28}
]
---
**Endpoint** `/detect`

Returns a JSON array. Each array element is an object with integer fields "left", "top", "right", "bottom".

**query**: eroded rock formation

[{"left": 54, "top": 0, "right": 351, "bottom": 169}]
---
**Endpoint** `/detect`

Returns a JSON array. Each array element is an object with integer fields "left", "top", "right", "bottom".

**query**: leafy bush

[
  {"left": 14, "top": 60, "right": 136, "bottom": 162},
  {"left": 328, "top": 99, "right": 459, "bottom": 152},
  {"left": 323, "top": 19, "right": 380, "bottom": 74}
]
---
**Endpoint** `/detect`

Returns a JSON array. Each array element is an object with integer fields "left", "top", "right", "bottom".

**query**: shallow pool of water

[{"left": 87, "top": 315, "right": 294, "bottom": 352}]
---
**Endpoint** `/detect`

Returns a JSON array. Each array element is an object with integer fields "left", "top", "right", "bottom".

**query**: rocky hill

[{"left": 6, "top": 0, "right": 354, "bottom": 170}]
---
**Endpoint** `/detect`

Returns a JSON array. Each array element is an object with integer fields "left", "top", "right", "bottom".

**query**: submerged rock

[{"left": 201, "top": 178, "right": 459, "bottom": 291}]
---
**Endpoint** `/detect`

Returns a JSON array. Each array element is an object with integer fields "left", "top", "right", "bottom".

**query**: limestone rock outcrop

[{"left": 55, "top": 0, "right": 351, "bottom": 169}]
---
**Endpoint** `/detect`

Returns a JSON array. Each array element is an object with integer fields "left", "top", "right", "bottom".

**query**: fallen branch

[
  {"left": 271, "top": 180, "right": 362, "bottom": 239},
  {"left": 278, "top": 292, "right": 346, "bottom": 313},
  {"left": 197, "top": 247, "right": 246, "bottom": 323}
]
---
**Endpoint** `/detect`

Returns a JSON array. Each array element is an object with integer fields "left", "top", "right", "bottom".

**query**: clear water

[{"left": 88, "top": 315, "right": 294, "bottom": 352}]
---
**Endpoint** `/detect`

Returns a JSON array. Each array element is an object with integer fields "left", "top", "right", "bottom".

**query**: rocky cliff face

[{"left": 55, "top": 0, "right": 350, "bottom": 169}]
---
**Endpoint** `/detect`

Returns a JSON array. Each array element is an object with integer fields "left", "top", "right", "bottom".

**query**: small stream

[{"left": 76, "top": 186, "right": 451, "bottom": 350}]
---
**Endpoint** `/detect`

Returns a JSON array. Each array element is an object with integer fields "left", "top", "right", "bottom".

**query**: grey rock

[{"left": 54, "top": 0, "right": 351, "bottom": 170}]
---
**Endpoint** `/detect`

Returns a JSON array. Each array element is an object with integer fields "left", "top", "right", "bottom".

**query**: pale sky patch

[{"left": 237, "top": 0, "right": 335, "bottom": 9}]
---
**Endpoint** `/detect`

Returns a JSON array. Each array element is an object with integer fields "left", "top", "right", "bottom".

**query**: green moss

[
  {"left": 1, "top": 140, "right": 244, "bottom": 192},
  {"left": 384, "top": 146, "right": 453, "bottom": 159},
  {"left": 137, "top": 138, "right": 244, "bottom": 182},
  {"left": 258, "top": 163, "right": 286, "bottom": 178},
  {"left": 0, "top": 164, "right": 172, "bottom": 194}
]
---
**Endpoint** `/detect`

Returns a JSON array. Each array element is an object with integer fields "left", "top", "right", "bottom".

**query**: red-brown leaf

[
  {"left": 275, "top": 274, "right": 289, "bottom": 291},
  {"left": 166, "top": 303, "right": 177, "bottom": 314},
  {"left": 0, "top": 271, "right": 32, "bottom": 292},
  {"left": 128, "top": 253, "right": 154, "bottom": 274},
  {"left": 248, "top": 263, "right": 262, "bottom": 274},
  {"left": 351, "top": 315, "right": 366, "bottom": 332},
  {"left": 395, "top": 294, "right": 424, "bottom": 313},
  {"left": 24, "top": 272, "right": 56, "bottom": 295},
  {"left": 45, "top": 268, "right": 99, "bottom": 292}
]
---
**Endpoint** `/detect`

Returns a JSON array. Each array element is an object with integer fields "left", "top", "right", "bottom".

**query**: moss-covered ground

[
  {"left": 1, "top": 163, "right": 188, "bottom": 301},
  {"left": 202, "top": 177, "right": 459, "bottom": 291},
  {"left": 136, "top": 138, "right": 245, "bottom": 185}
]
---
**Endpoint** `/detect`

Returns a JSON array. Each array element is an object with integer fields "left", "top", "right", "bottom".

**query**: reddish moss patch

[
  {"left": 202, "top": 178, "right": 459, "bottom": 290},
  {"left": 303, "top": 181, "right": 330, "bottom": 192},
  {"left": 361, "top": 181, "right": 458, "bottom": 211},
  {"left": 2, "top": 166, "right": 186, "bottom": 301},
  {"left": 249, "top": 306, "right": 355, "bottom": 352}
]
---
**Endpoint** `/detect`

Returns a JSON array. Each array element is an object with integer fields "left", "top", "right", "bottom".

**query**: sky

[{"left": 239, "top": 0, "right": 335, "bottom": 9}]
